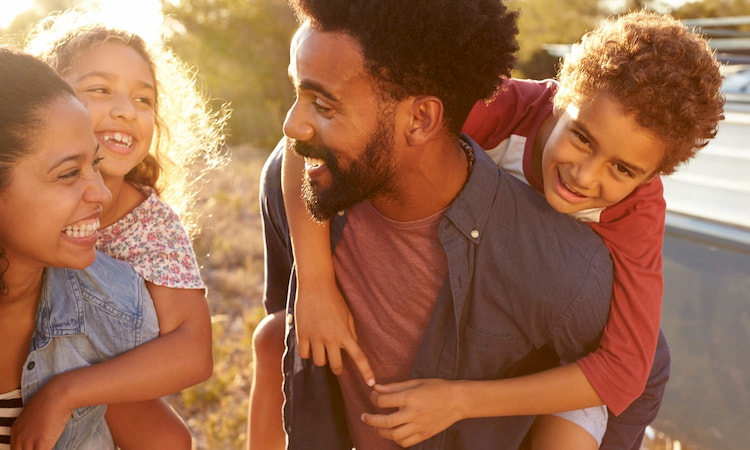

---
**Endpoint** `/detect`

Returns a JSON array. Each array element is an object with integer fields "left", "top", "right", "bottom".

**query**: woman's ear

[{"left": 404, "top": 96, "right": 443, "bottom": 146}]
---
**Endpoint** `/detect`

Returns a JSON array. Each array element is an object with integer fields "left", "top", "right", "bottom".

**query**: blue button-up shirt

[
  {"left": 21, "top": 252, "right": 158, "bottom": 449},
  {"left": 261, "top": 136, "right": 613, "bottom": 449}
]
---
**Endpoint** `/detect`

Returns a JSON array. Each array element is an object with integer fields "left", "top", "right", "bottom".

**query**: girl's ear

[{"left": 403, "top": 96, "right": 443, "bottom": 146}]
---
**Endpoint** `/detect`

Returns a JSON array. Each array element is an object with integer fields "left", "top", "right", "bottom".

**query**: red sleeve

[
  {"left": 577, "top": 177, "right": 665, "bottom": 415},
  {"left": 463, "top": 78, "right": 556, "bottom": 151}
]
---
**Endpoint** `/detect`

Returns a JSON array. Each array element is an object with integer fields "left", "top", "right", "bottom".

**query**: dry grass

[{"left": 166, "top": 145, "right": 688, "bottom": 450}]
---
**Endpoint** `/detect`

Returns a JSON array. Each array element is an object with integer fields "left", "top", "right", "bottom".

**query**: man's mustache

[{"left": 287, "top": 138, "right": 331, "bottom": 163}]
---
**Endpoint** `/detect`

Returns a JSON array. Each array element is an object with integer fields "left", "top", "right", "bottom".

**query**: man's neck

[{"left": 370, "top": 137, "right": 472, "bottom": 222}]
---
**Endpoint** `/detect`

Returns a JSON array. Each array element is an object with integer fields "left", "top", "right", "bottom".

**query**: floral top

[{"left": 97, "top": 186, "right": 205, "bottom": 289}]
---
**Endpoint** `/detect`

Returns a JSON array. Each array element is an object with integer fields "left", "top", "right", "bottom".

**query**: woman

[{"left": 0, "top": 47, "right": 159, "bottom": 449}]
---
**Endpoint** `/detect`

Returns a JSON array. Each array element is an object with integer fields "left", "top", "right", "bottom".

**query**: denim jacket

[
  {"left": 261, "top": 137, "right": 615, "bottom": 449},
  {"left": 21, "top": 252, "right": 158, "bottom": 449}
]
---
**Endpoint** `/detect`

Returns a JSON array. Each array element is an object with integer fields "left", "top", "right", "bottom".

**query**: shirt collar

[{"left": 443, "top": 134, "right": 499, "bottom": 244}]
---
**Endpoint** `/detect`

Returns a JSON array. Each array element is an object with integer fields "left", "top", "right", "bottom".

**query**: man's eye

[{"left": 313, "top": 99, "right": 331, "bottom": 113}]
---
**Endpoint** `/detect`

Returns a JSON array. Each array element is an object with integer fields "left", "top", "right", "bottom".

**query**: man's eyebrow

[{"left": 289, "top": 73, "right": 340, "bottom": 104}]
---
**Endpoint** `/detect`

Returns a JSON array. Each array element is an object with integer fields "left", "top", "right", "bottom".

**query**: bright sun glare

[{"left": 1, "top": 0, "right": 164, "bottom": 32}]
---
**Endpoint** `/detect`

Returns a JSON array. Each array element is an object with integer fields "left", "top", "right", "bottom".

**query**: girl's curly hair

[
  {"left": 554, "top": 11, "right": 725, "bottom": 175},
  {"left": 25, "top": 7, "right": 230, "bottom": 236},
  {"left": 289, "top": 0, "right": 519, "bottom": 135}
]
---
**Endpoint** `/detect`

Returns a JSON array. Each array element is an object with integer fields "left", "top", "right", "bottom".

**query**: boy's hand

[
  {"left": 294, "top": 279, "right": 375, "bottom": 386},
  {"left": 362, "top": 379, "right": 464, "bottom": 447}
]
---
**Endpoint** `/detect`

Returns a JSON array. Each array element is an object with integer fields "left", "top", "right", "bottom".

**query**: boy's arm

[
  {"left": 11, "top": 286, "right": 213, "bottom": 447},
  {"left": 362, "top": 363, "right": 602, "bottom": 447},
  {"left": 281, "top": 141, "right": 374, "bottom": 385},
  {"left": 578, "top": 179, "right": 666, "bottom": 415}
]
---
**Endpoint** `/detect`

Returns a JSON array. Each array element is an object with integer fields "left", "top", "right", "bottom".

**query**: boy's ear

[{"left": 404, "top": 96, "right": 443, "bottom": 146}]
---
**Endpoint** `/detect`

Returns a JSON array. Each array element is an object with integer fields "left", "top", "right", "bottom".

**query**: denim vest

[{"left": 20, "top": 252, "right": 158, "bottom": 449}]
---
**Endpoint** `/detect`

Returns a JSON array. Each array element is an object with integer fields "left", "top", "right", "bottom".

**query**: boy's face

[{"left": 542, "top": 95, "right": 664, "bottom": 214}]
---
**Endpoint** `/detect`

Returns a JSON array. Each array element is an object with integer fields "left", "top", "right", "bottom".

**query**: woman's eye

[{"left": 59, "top": 169, "right": 81, "bottom": 180}]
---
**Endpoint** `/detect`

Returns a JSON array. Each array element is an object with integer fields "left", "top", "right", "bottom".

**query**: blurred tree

[
  {"left": 507, "top": 0, "right": 605, "bottom": 78},
  {"left": 1, "top": 0, "right": 79, "bottom": 47},
  {"left": 162, "top": 0, "right": 297, "bottom": 149},
  {"left": 673, "top": 0, "right": 750, "bottom": 18}
]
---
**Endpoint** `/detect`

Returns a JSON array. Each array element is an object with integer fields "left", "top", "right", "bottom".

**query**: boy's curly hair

[
  {"left": 25, "top": 8, "right": 229, "bottom": 236},
  {"left": 554, "top": 11, "right": 725, "bottom": 175},
  {"left": 289, "top": 0, "right": 519, "bottom": 135}
]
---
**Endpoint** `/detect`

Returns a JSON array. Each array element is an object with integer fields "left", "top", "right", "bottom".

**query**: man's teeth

[
  {"left": 104, "top": 132, "right": 133, "bottom": 147},
  {"left": 63, "top": 220, "right": 100, "bottom": 238}
]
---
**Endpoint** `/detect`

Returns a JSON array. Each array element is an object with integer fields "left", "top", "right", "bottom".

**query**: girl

[{"left": 21, "top": 8, "right": 228, "bottom": 448}]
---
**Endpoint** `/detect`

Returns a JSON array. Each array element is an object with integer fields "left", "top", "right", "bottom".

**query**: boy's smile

[{"left": 541, "top": 95, "right": 666, "bottom": 215}]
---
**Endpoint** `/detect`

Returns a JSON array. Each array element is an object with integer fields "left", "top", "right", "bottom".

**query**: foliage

[{"left": 161, "top": 0, "right": 297, "bottom": 149}]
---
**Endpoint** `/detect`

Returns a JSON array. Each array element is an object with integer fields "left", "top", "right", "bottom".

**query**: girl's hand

[
  {"left": 294, "top": 279, "right": 375, "bottom": 386},
  {"left": 11, "top": 378, "right": 72, "bottom": 450},
  {"left": 361, "top": 378, "right": 465, "bottom": 447}
]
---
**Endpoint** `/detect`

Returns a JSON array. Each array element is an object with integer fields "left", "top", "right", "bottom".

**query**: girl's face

[
  {"left": 541, "top": 95, "right": 665, "bottom": 214},
  {"left": 63, "top": 42, "right": 156, "bottom": 181},
  {"left": 0, "top": 96, "right": 111, "bottom": 272}
]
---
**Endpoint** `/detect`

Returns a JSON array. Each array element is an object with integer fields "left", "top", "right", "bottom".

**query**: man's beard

[{"left": 288, "top": 120, "right": 396, "bottom": 221}]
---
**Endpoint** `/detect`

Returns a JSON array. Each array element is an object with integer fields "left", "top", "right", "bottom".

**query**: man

[{"left": 259, "top": 0, "right": 659, "bottom": 448}]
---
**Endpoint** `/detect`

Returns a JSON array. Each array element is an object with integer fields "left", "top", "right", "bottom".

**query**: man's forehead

[{"left": 288, "top": 22, "right": 365, "bottom": 84}]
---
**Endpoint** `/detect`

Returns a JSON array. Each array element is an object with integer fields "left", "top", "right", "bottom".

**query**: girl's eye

[
  {"left": 86, "top": 87, "right": 108, "bottom": 94},
  {"left": 135, "top": 96, "right": 155, "bottom": 107}
]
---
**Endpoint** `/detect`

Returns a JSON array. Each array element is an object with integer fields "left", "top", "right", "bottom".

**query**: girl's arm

[
  {"left": 11, "top": 285, "right": 213, "bottom": 448},
  {"left": 281, "top": 140, "right": 374, "bottom": 385}
]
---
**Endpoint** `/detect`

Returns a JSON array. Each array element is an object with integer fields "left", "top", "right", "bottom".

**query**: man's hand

[
  {"left": 294, "top": 278, "right": 375, "bottom": 386},
  {"left": 361, "top": 379, "right": 464, "bottom": 447},
  {"left": 11, "top": 378, "right": 73, "bottom": 450}
]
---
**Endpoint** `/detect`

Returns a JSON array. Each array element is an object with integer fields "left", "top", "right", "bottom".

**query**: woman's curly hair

[
  {"left": 289, "top": 0, "right": 519, "bottom": 135},
  {"left": 25, "top": 7, "right": 230, "bottom": 236},
  {"left": 554, "top": 11, "right": 725, "bottom": 175}
]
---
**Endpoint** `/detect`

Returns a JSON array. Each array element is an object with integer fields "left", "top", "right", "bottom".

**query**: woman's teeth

[{"left": 63, "top": 220, "right": 100, "bottom": 238}]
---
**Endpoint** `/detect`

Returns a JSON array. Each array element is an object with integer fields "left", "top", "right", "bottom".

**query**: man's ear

[{"left": 404, "top": 96, "right": 444, "bottom": 146}]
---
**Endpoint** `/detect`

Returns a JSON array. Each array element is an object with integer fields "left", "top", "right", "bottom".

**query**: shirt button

[
  {"left": 471, "top": 229, "right": 480, "bottom": 239},
  {"left": 27, "top": 361, "right": 36, "bottom": 370},
  {"left": 287, "top": 313, "right": 294, "bottom": 324},
  {"left": 337, "top": 210, "right": 345, "bottom": 216}
]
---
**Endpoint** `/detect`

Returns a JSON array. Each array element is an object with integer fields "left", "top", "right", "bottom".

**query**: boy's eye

[
  {"left": 93, "top": 156, "right": 104, "bottom": 169},
  {"left": 614, "top": 163, "right": 633, "bottom": 177},
  {"left": 573, "top": 130, "right": 590, "bottom": 145}
]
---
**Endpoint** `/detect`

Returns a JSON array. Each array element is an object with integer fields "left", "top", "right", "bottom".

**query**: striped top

[{"left": 0, "top": 388, "right": 22, "bottom": 450}]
